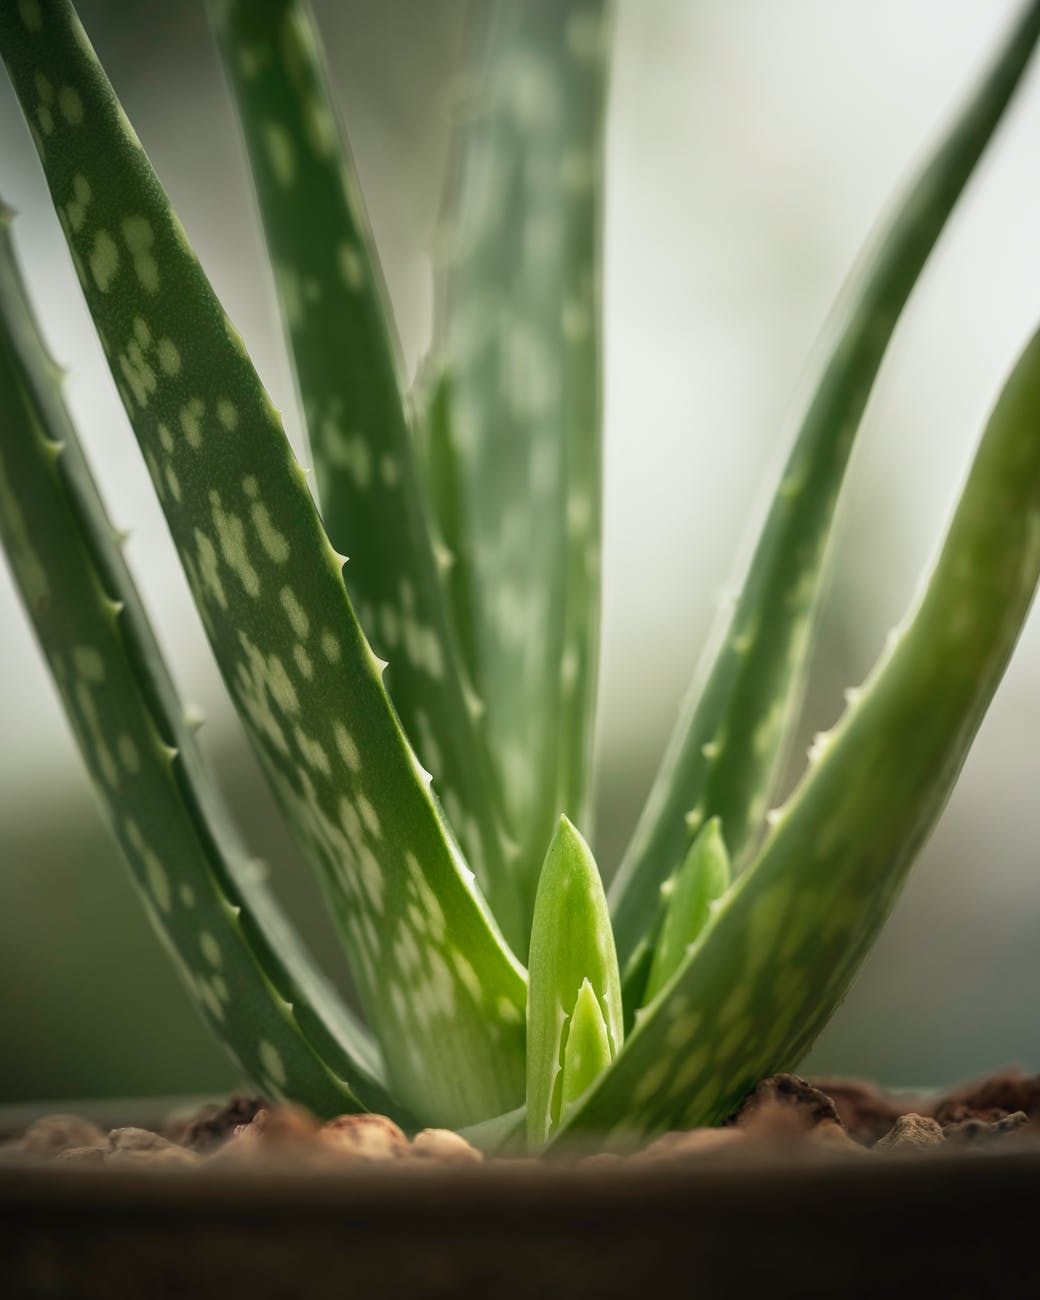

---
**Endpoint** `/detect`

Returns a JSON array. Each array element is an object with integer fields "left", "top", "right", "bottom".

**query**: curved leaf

[
  {"left": 0, "top": 0, "right": 526, "bottom": 1128},
  {"left": 558, "top": 323, "right": 1040, "bottom": 1143},
  {"left": 0, "top": 206, "right": 397, "bottom": 1119},
  {"left": 608, "top": 0, "right": 1040, "bottom": 997},
  {"left": 208, "top": 0, "right": 526, "bottom": 952}
]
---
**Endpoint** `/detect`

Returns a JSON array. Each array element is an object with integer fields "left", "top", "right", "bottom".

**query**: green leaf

[
  {"left": 427, "top": 0, "right": 612, "bottom": 917},
  {"left": 608, "top": 0, "right": 1040, "bottom": 998},
  {"left": 643, "top": 817, "right": 729, "bottom": 1005},
  {"left": 456, "top": 1103, "right": 526, "bottom": 1156},
  {"left": 0, "top": 0, "right": 526, "bottom": 1129},
  {"left": 422, "top": 369, "right": 482, "bottom": 692},
  {"left": 555, "top": 322, "right": 1040, "bottom": 1144},
  {"left": 0, "top": 205, "right": 400, "bottom": 1120},
  {"left": 526, "top": 816, "right": 622, "bottom": 1147},
  {"left": 208, "top": 0, "right": 526, "bottom": 953},
  {"left": 560, "top": 977, "right": 613, "bottom": 1117}
]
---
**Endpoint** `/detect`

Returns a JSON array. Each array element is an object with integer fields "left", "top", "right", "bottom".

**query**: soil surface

[{"left": 3, "top": 1069, "right": 1039, "bottom": 1170}]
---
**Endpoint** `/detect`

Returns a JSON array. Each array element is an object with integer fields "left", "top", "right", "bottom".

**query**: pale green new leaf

[
  {"left": 643, "top": 817, "right": 729, "bottom": 1005},
  {"left": 209, "top": 0, "right": 525, "bottom": 952},
  {"left": 526, "top": 817, "right": 621, "bottom": 1147},
  {"left": 428, "top": 0, "right": 612, "bottom": 919},
  {"left": 560, "top": 977, "right": 613, "bottom": 1118},
  {"left": 608, "top": 0, "right": 1040, "bottom": 997},
  {"left": 0, "top": 0, "right": 525, "bottom": 1128},
  {"left": 0, "top": 207, "right": 399, "bottom": 1119},
  {"left": 556, "top": 323, "right": 1040, "bottom": 1143}
]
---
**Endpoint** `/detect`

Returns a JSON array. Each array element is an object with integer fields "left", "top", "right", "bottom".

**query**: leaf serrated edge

[
  {"left": 608, "top": 0, "right": 1040, "bottom": 995},
  {"left": 0, "top": 210, "right": 399, "bottom": 1120},
  {"left": 557, "top": 322, "right": 1040, "bottom": 1144}
]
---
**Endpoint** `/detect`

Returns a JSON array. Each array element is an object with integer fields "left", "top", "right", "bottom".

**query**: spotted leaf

[
  {"left": 557, "top": 324, "right": 1040, "bottom": 1144},
  {"left": 0, "top": 0, "right": 526, "bottom": 1128},
  {"left": 426, "top": 0, "right": 612, "bottom": 923},
  {"left": 0, "top": 206, "right": 399, "bottom": 1119},
  {"left": 209, "top": 0, "right": 526, "bottom": 953},
  {"left": 608, "top": 0, "right": 1040, "bottom": 1002}
]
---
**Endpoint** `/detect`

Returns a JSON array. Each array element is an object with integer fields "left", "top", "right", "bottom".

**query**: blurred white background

[{"left": 1, "top": 0, "right": 1038, "bottom": 1100}]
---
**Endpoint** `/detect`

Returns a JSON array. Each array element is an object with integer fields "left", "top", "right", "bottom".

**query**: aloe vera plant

[{"left": 2, "top": 0, "right": 1039, "bottom": 1151}]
